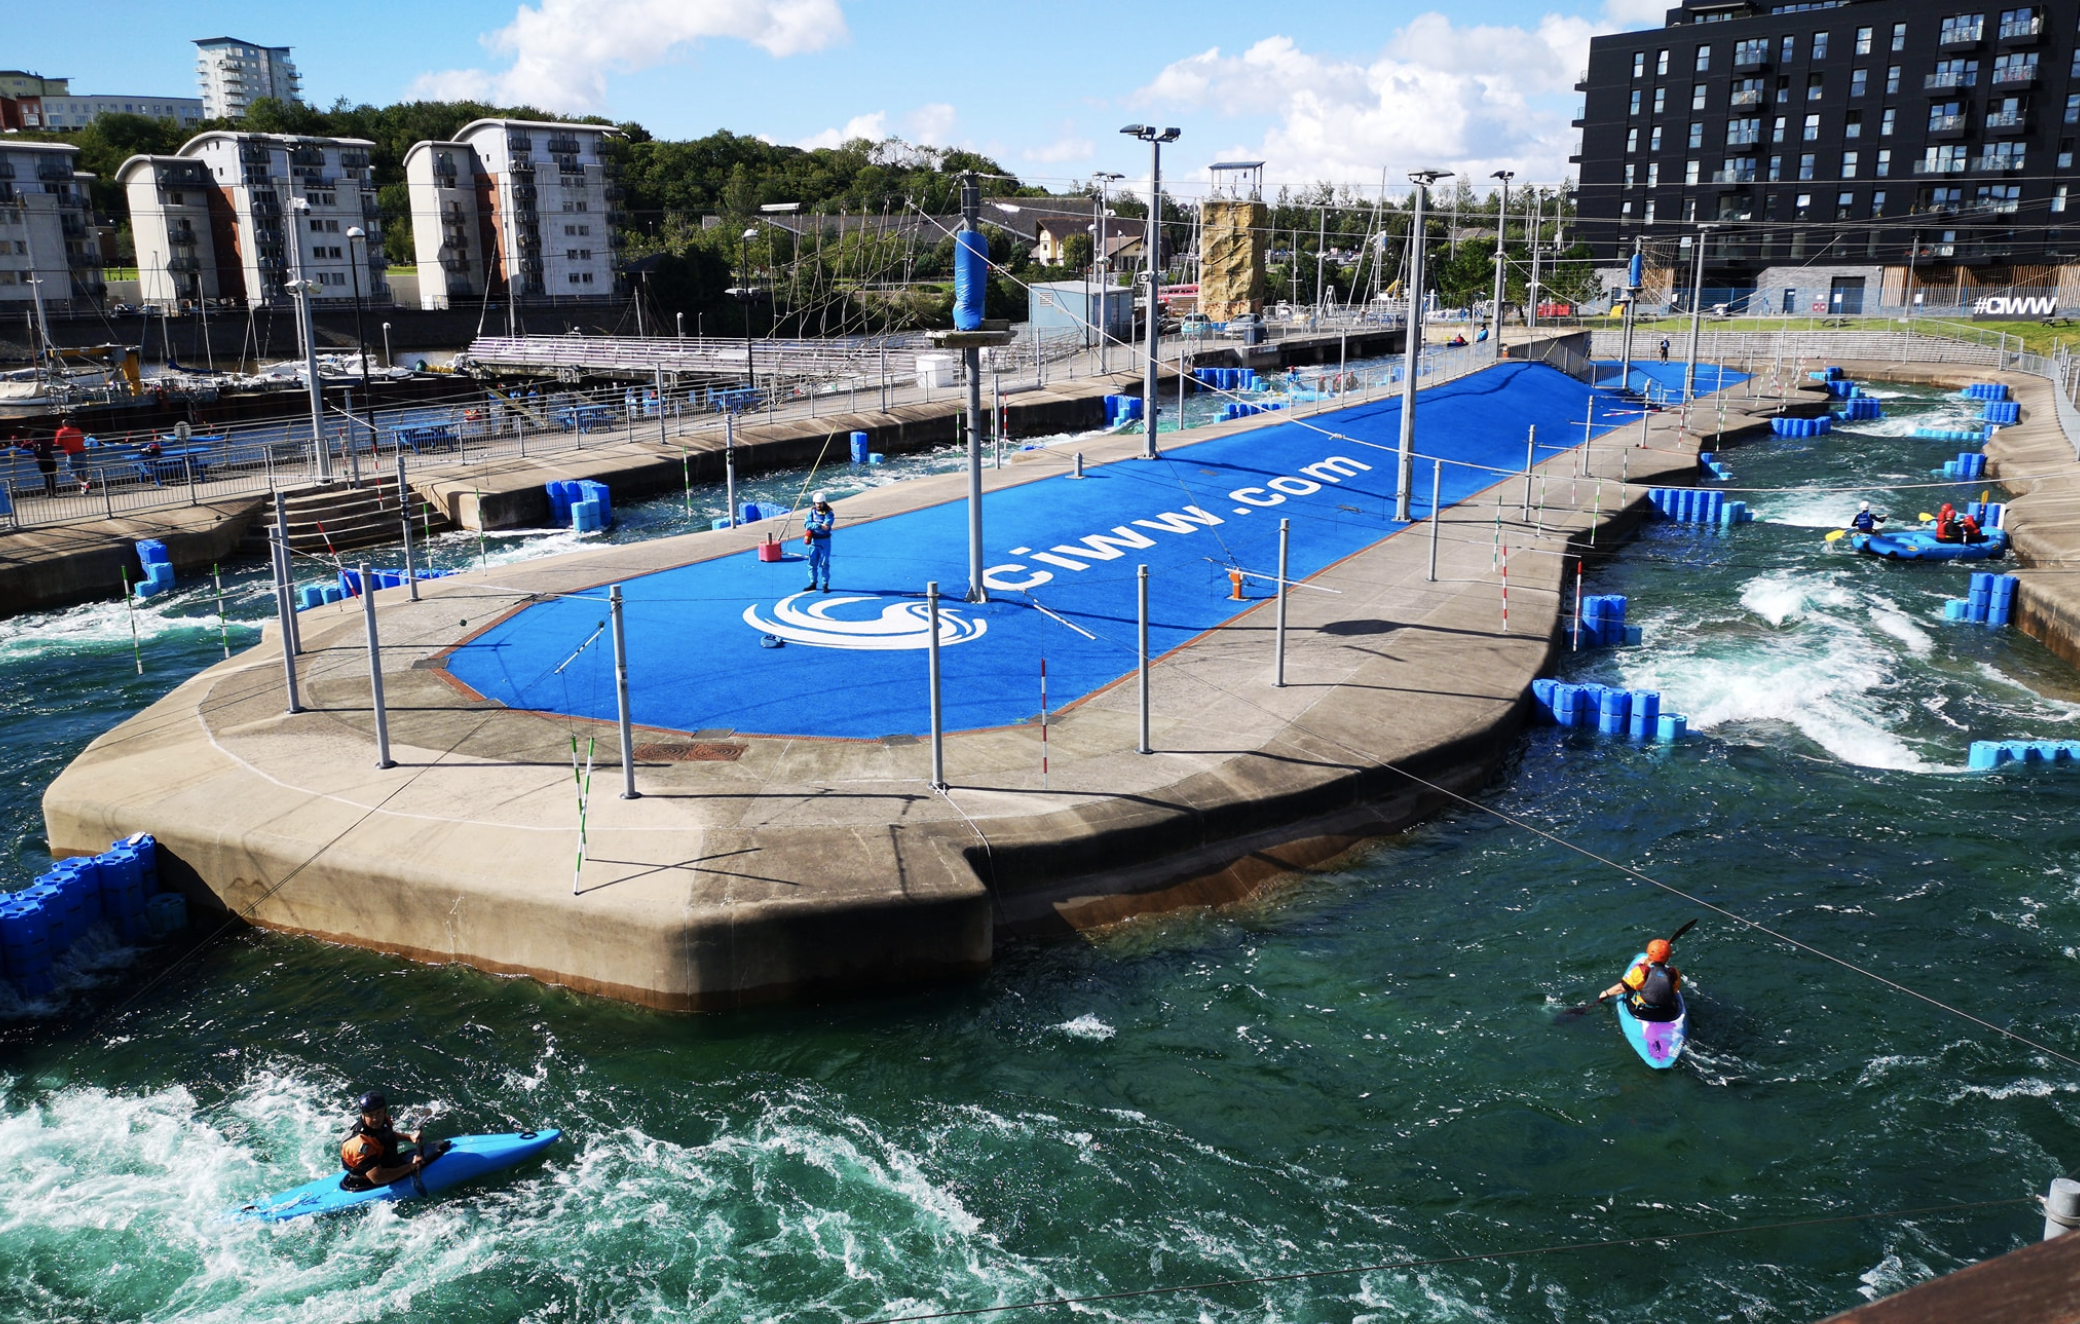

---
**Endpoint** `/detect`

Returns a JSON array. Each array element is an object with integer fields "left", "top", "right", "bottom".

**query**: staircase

[{"left": 276, "top": 477, "right": 454, "bottom": 556}]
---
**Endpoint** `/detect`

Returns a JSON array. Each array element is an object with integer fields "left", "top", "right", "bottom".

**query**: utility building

[
  {"left": 1571, "top": 0, "right": 2080, "bottom": 315},
  {"left": 118, "top": 132, "right": 386, "bottom": 310},
  {"left": 403, "top": 119, "right": 625, "bottom": 310},
  {"left": 0, "top": 142, "right": 103, "bottom": 313}
]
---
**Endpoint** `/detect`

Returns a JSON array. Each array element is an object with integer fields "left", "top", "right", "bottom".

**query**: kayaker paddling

[
  {"left": 340, "top": 1091, "right": 431, "bottom": 1190},
  {"left": 1600, "top": 937, "right": 1683, "bottom": 1022}
]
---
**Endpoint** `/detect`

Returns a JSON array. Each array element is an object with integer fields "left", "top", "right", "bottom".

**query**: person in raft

[
  {"left": 1850, "top": 501, "right": 1886, "bottom": 533},
  {"left": 340, "top": 1091, "right": 436, "bottom": 1190},
  {"left": 803, "top": 492, "right": 835, "bottom": 592},
  {"left": 1932, "top": 502, "right": 1983, "bottom": 543},
  {"left": 1598, "top": 937, "right": 1683, "bottom": 1022}
]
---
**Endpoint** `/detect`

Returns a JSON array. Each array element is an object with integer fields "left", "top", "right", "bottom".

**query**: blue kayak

[
  {"left": 230, "top": 1129, "right": 560, "bottom": 1222},
  {"left": 1612, "top": 952, "right": 1687, "bottom": 1069},
  {"left": 1848, "top": 528, "right": 2008, "bottom": 561}
]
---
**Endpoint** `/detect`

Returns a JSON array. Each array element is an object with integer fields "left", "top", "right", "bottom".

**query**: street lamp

[
  {"left": 1682, "top": 222, "right": 1717, "bottom": 403},
  {"left": 1488, "top": 171, "right": 1513, "bottom": 360},
  {"left": 1121, "top": 125, "right": 1179, "bottom": 459},
  {"left": 1396, "top": 169, "right": 1451, "bottom": 520},
  {"left": 1092, "top": 171, "right": 1124, "bottom": 372},
  {"left": 729, "top": 226, "right": 761, "bottom": 398},
  {"left": 287, "top": 197, "right": 328, "bottom": 481},
  {"left": 346, "top": 225, "right": 375, "bottom": 449}
]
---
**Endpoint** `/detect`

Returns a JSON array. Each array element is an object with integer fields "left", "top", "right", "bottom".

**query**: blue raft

[
  {"left": 1848, "top": 528, "right": 2008, "bottom": 562},
  {"left": 230, "top": 1129, "right": 561, "bottom": 1222},
  {"left": 1613, "top": 951, "right": 1688, "bottom": 1070}
]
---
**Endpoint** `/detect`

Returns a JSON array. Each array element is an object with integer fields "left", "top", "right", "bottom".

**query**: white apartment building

[
  {"left": 193, "top": 38, "right": 300, "bottom": 120},
  {"left": 403, "top": 119, "right": 623, "bottom": 310},
  {"left": 118, "top": 132, "right": 387, "bottom": 311},
  {"left": 0, "top": 143, "right": 104, "bottom": 314}
]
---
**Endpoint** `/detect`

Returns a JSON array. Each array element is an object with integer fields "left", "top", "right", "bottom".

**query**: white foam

[
  {"left": 1056, "top": 1014, "right": 1116, "bottom": 1041},
  {"left": 0, "top": 588, "right": 260, "bottom": 660}
]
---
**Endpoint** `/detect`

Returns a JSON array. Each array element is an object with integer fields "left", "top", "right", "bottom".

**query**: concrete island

[{"left": 43, "top": 341, "right": 2070, "bottom": 1012}]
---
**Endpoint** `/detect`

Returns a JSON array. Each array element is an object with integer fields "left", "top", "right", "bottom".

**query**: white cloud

[
  {"left": 1131, "top": 4, "right": 1669, "bottom": 188},
  {"left": 903, "top": 102, "right": 957, "bottom": 144},
  {"left": 1023, "top": 131, "right": 1095, "bottom": 165},
  {"left": 795, "top": 112, "right": 888, "bottom": 150},
  {"left": 410, "top": 0, "right": 848, "bottom": 113}
]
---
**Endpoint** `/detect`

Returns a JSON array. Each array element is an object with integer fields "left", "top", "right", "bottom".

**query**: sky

[{"left": 14, "top": 0, "right": 1671, "bottom": 197}]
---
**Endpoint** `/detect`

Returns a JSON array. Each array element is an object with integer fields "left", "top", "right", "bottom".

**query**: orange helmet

[{"left": 1646, "top": 938, "right": 1672, "bottom": 963}]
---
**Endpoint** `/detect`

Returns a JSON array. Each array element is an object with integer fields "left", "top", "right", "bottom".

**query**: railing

[
  {"left": 1924, "top": 71, "right": 1977, "bottom": 89},
  {"left": 1976, "top": 154, "right": 2026, "bottom": 171},
  {"left": 1913, "top": 157, "right": 1970, "bottom": 174},
  {"left": 1928, "top": 113, "right": 1968, "bottom": 132},
  {"left": 1991, "top": 64, "right": 2038, "bottom": 85},
  {"left": 1712, "top": 169, "right": 1759, "bottom": 183},
  {"left": 1985, "top": 110, "right": 2028, "bottom": 130},
  {"left": 1998, "top": 15, "right": 2043, "bottom": 40},
  {"left": 546, "top": 137, "right": 580, "bottom": 155},
  {"left": 1730, "top": 89, "right": 1763, "bottom": 107}
]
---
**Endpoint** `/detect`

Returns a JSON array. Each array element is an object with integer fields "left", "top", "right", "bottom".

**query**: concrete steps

[{"left": 279, "top": 478, "right": 452, "bottom": 555}]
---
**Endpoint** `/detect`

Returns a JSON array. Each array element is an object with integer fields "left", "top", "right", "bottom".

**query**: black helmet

[{"left": 357, "top": 1091, "right": 388, "bottom": 1114}]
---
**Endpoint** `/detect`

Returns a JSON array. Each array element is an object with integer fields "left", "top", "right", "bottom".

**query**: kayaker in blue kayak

[
  {"left": 1598, "top": 937, "right": 1683, "bottom": 1022},
  {"left": 341, "top": 1092, "right": 431, "bottom": 1190},
  {"left": 1850, "top": 502, "right": 1886, "bottom": 533}
]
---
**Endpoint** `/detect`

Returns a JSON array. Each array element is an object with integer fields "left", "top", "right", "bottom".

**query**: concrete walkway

[{"left": 43, "top": 357, "right": 1733, "bottom": 1011}]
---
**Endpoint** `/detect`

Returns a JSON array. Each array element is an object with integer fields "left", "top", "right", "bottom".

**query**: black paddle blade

[{"left": 1667, "top": 918, "right": 1698, "bottom": 944}]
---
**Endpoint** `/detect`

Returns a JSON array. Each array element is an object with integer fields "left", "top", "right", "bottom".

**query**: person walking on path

[
  {"left": 54, "top": 417, "right": 88, "bottom": 494},
  {"left": 30, "top": 432, "right": 57, "bottom": 498},
  {"left": 1658, "top": 338, "right": 1670, "bottom": 364},
  {"left": 803, "top": 492, "right": 836, "bottom": 592}
]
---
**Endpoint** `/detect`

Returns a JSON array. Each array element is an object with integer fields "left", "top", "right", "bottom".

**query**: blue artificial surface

[
  {"left": 449, "top": 362, "right": 1744, "bottom": 739},
  {"left": 1592, "top": 360, "right": 1743, "bottom": 398}
]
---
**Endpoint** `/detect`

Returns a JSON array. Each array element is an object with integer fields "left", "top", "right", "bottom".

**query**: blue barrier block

[
  {"left": 1656, "top": 713, "right": 1687, "bottom": 741},
  {"left": 1628, "top": 691, "right": 1661, "bottom": 738},
  {"left": 1968, "top": 740, "right": 2002, "bottom": 770}
]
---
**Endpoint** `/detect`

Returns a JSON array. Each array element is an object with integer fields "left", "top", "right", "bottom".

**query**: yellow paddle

[{"left": 1824, "top": 529, "right": 1849, "bottom": 542}]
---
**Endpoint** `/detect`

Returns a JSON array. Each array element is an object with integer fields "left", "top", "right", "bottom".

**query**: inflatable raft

[{"left": 1848, "top": 528, "right": 2008, "bottom": 562}]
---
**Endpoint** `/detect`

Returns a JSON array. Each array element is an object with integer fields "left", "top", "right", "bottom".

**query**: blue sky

[{"left": 15, "top": 0, "right": 1667, "bottom": 193}]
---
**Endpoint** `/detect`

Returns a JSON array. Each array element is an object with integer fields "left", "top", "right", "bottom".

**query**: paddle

[
  {"left": 1824, "top": 529, "right": 1848, "bottom": 542},
  {"left": 1555, "top": 919, "right": 1698, "bottom": 1019}
]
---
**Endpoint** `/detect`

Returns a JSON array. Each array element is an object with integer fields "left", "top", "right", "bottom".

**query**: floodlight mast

[{"left": 1395, "top": 169, "right": 1451, "bottom": 520}]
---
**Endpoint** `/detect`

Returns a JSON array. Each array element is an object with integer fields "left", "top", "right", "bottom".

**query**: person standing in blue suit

[{"left": 804, "top": 493, "right": 835, "bottom": 592}]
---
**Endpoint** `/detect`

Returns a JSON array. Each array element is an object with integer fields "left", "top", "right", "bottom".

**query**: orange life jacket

[{"left": 341, "top": 1120, "right": 401, "bottom": 1175}]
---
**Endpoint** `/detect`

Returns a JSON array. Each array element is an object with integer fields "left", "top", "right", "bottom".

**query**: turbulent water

[{"left": 3, "top": 377, "right": 2079, "bottom": 1323}]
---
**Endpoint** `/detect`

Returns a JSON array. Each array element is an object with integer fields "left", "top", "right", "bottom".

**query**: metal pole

[
  {"left": 926, "top": 581, "right": 947, "bottom": 789},
  {"left": 1274, "top": 518, "right": 1289, "bottom": 688},
  {"left": 1522, "top": 425, "right": 1537, "bottom": 516},
  {"left": 273, "top": 491, "right": 301, "bottom": 657},
  {"left": 725, "top": 412, "right": 738, "bottom": 527},
  {"left": 393, "top": 453, "right": 419, "bottom": 601},
  {"left": 382, "top": 321, "right": 392, "bottom": 368},
  {"left": 1142, "top": 141, "right": 1164, "bottom": 460},
  {"left": 271, "top": 528, "right": 302, "bottom": 713},
  {"left": 1428, "top": 457, "right": 1442, "bottom": 582},
  {"left": 961, "top": 175, "right": 987, "bottom": 603},
  {"left": 1395, "top": 176, "right": 1437, "bottom": 520},
  {"left": 655, "top": 366, "right": 667, "bottom": 446},
  {"left": 611, "top": 584, "right": 638, "bottom": 800},
  {"left": 1136, "top": 564, "right": 1151, "bottom": 754},
  {"left": 1683, "top": 225, "right": 1712, "bottom": 403},
  {"left": 1489, "top": 174, "right": 1510, "bottom": 360},
  {"left": 360, "top": 562, "right": 393, "bottom": 769},
  {"left": 1619, "top": 236, "right": 1641, "bottom": 390}
]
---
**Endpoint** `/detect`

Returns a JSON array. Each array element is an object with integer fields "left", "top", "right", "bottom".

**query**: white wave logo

[{"left": 741, "top": 592, "right": 988, "bottom": 651}]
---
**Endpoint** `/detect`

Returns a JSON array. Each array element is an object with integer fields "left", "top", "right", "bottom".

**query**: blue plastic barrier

[{"left": 1533, "top": 678, "right": 1684, "bottom": 739}]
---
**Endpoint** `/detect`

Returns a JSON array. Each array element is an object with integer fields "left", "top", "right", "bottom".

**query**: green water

[{"left": 3, "top": 380, "right": 2078, "bottom": 1323}]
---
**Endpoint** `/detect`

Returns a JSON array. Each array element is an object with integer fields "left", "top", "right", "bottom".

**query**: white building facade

[
  {"left": 193, "top": 38, "right": 300, "bottom": 120},
  {"left": 0, "top": 142, "right": 104, "bottom": 315},
  {"left": 45, "top": 94, "right": 204, "bottom": 129},
  {"left": 119, "top": 132, "right": 386, "bottom": 311},
  {"left": 403, "top": 119, "right": 623, "bottom": 310}
]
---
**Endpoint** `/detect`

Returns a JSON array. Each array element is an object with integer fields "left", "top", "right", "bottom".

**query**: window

[
  {"left": 1929, "top": 58, "right": 1978, "bottom": 88},
  {"left": 1688, "top": 121, "right": 1704, "bottom": 148},
  {"left": 326, "top": 219, "right": 340, "bottom": 233},
  {"left": 1845, "top": 110, "right": 1862, "bottom": 139},
  {"left": 1794, "top": 192, "right": 1813, "bottom": 219},
  {"left": 1685, "top": 159, "right": 1701, "bottom": 184},
  {"left": 1976, "top": 183, "right": 2021, "bottom": 212},
  {"left": 1654, "top": 86, "right": 1667, "bottom": 113},
  {"left": 1983, "top": 140, "right": 2026, "bottom": 168},
  {"left": 1773, "top": 115, "right": 1788, "bottom": 143},
  {"left": 1997, "top": 7, "right": 2038, "bottom": 39},
  {"left": 1731, "top": 77, "right": 1766, "bottom": 107},
  {"left": 1630, "top": 89, "right": 1642, "bottom": 115},
  {"left": 1992, "top": 51, "right": 2038, "bottom": 84},
  {"left": 1624, "top": 162, "right": 1637, "bottom": 185},
  {"left": 1812, "top": 32, "right": 1829, "bottom": 59},
  {"left": 2061, "top": 139, "right": 2074, "bottom": 169},
  {"left": 1780, "top": 35, "right": 1796, "bottom": 63},
  {"left": 1728, "top": 117, "right": 1761, "bottom": 145},
  {"left": 1683, "top": 197, "right": 1697, "bottom": 221},
  {"left": 1881, "top": 107, "right": 1896, "bottom": 135},
  {"left": 1836, "top": 191, "right": 1856, "bottom": 219},
  {"left": 1695, "top": 44, "right": 1711, "bottom": 72},
  {"left": 1719, "top": 156, "right": 1757, "bottom": 182},
  {"left": 308, "top": 218, "right": 322, "bottom": 232},
  {"left": 1871, "top": 190, "right": 1886, "bottom": 215},
  {"left": 1876, "top": 147, "right": 1891, "bottom": 176},
  {"left": 1620, "top": 200, "right": 1633, "bottom": 218},
  {"left": 1692, "top": 83, "right": 1707, "bottom": 110},
  {"left": 1807, "top": 73, "right": 1825, "bottom": 100},
  {"left": 1657, "top": 49, "right": 1670, "bottom": 75},
  {"left": 1633, "top": 52, "right": 1646, "bottom": 78},
  {"left": 1930, "top": 100, "right": 1964, "bottom": 131},
  {"left": 2055, "top": 185, "right": 2069, "bottom": 214},
  {"left": 1735, "top": 37, "right": 1768, "bottom": 66},
  {"left": 1922, "top": 143, "right": 1969, "bottom": 172},
  {"left": 1842, "top": 150, "right": 1859, "bottom": 176},
  {"left": 1647, "top": 162, "right": 1660, "bottom": 186},
  {"left": 1799, "top": 153, "right": 1817, "bottom": 179},
  {"left": 569, "top": 272, "right": 583, "bottom": 285},
  {"left": 1627, "top": 127, "right": 1640, "bottom": 152},
  {"left": 1650, "top": 125, "right": 1664, "bottom": 150},
  {"left": 1938, "top": 13, "right": 1984, "bottom": 44},
  {"left": 1850, "top": 68, "right": 1868, "bottom": 96},
  {"left": 1803, "top": 113, "right": 1821, "bottom": 140},
  {"left": 2068, "top": 93, "right": 2080, "bottom": 124},
  {"left": 1855, "top": 26, "right": 1873, "bottom": 54},
  {"left": 1643, "top": 199, "right": 1657, "bottom": 223},
  {"left": 1886, "top": 65, "right": 1900, "bottom": 93},
  {"left": 1769, "top": 154, "right": 1784, "bottom": 181}
]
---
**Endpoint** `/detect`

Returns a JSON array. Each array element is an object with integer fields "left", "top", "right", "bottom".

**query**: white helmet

[
  {"left": 1859, "top": 501, "right": 1870, "bottom": 511},
  {"left": 812, "top": 491, "right": 829, "bottom": 504}
]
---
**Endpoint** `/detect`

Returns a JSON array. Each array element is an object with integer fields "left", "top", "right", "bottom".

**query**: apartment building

[
  {"left": 193, "top": 38, "right": 301, "bottom": 120},
  {"left": 118, "top": 132, "right": 386, "bottom": 310},
  {"left": 1571, "top": 0, "right": 2079, "bottom": 312},
  {"left": 0, "top": 142, "right": 104, "bottom": 314},
  {"left": 402, "top": 119, "right": 624, "bottom": 309},
  {"left": 0, "top": 71, "right": 201, "bottom": 131}
]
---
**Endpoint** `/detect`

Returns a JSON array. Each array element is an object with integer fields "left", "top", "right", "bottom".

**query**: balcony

[
  {"left": 1729, "top": 88, "right": 1763, "bottom": 108},
  {"left": 1975, "top": 154, "right": 2027, "bottom": 171},
  {"left": 508, "top": 162, "right": 536, "bottom": 181},
  {"left": 36, "top": 163, "right": 73, "bottom": 183},
  {"left": 1985, "top": 110, "right": 2030, "bottom": 133},
  {"left": 1733, "top": 53, "right": 1767, "bottom": 74},
  {"left": 511, "top": 185, "right": 538, "bottom": 204},
  {"left": 60, "top": 217, "right": 87, "bottom": 239},
  {"left": 167, "top": 254, "right": 201, "bottom": 273},
  {"left": 156, "top": 165, "right": 207, "bottom": 188},
  {"left": 68, "top": 252, "right": 100, "bottom": 269},
  {"left": 0, "top": 162, "right": 16, "bottom": 182},
  {"left": 1939, "top": 24, "right": 1985, "bottom": 50},
  {"left": 506, "top": 134, "right": 533, "bottom": 151},
  {"left": 168, "top": 227, "right": 200, "bottom": 247},
  {"left": 339, "top": 151, "right": 370, "bottom": 170},
  {"left": 1925, "top": 70, "right": 1978, "bottom": 90},
  {"left": 1913, "top": 157, "right": 1970, "bottom": 174},
  {"left": 603, "top": 183, "right": 625, "bottom": 202},
  {"left": 362, "top": 197, "right": 382, "bottom": 221},
  {"left": 546, "top": 136, "right": 580, "bottom": 155},
  {"left": 239, "top": 143, "right": 271, "bottom": 164},
  {"left": 516, "top": 232, "right": 541, "bottom": 250},
  {"left": 1712, "top": 169, "right": 1759, "bottom": 183},
  {"left": 1928, "top": 113, "right": 1969, "bottom": 138},
  {"left": 517, "top": 256, "right": 542, "bottom": 274},
  {"left": 1991, "top": 64, "right": 2038, "bottom": 87},
  {"left": 1998, "top": 14, "right": 2043, "bottom": 43}
]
